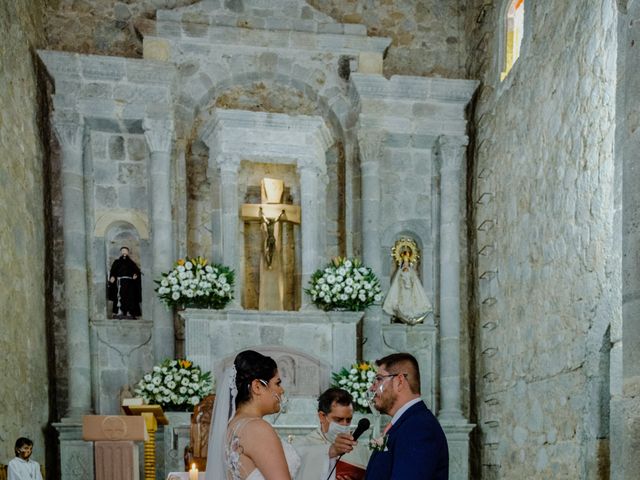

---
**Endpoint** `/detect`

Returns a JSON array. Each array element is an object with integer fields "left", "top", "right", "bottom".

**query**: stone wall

[
  {"left": 467, "top": 1, "right": 618, "bottom": 478},
  {"left": 44, "top": 0, "right": 467, "bottom": 78},
  {"left": 0, "top": 0, "right": 51, "bottom": 465},
  {"left": 44, "top": 0, "right": 200, "bottom": 57},
  {"left": 616, "top": 1, "right": 640, "bottom": 477},
  {"left": 308, "top": 0, "right": 467, "bottom": 77}
]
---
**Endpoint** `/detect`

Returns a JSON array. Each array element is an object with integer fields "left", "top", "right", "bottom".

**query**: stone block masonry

[
  {"left": 0, "top": 0, "right": 51, "bottom": 467},
  {"left": 467, "top": 1, "right": 618, "bottom": 477}
]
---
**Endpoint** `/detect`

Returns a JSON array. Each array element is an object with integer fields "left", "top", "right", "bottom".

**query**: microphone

[
  {"left": 325, "top": 418, "right": 370, "bottom": 480},
  {"left": 351, "top": 418, "right": 371, "bottom": 441}
]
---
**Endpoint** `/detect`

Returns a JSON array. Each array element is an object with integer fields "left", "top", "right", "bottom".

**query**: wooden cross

[{"left": 241, "top": 178, "right": 301, "bottom": 310}]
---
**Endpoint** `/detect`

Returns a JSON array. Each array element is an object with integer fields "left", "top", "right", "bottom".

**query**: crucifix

[{"left": 241, "top": 178, "right": 301, "bottom": 310}]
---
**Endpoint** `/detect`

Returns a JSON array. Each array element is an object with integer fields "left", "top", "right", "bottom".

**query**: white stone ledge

[
  {"left": 181, "top": 308, "right": 363, "bottom": 324},
  {"left": 147, "top": 26, "right": 390, "bottom": 56},
  {"left": 352, "top": 73, "right": 479, "bottom": 105},
  {"left": 38, "top": 50, "right": 176, "bottom": 86}
]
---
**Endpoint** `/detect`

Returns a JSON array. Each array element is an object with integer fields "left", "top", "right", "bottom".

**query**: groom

[{"left": 365, "top": 353, "right": 448, "bottom": 480}]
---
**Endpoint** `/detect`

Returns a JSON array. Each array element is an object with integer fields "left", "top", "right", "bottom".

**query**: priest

[
  {"left": 108, "top": 246, "right": 142, "bottom": 319},
  {"left": 294, "top": 388, "right": 370, "bottom": 480}
]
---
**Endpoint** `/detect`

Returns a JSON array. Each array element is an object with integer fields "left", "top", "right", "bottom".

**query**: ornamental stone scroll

[
  {"left": 357, "top": 130, "right": 383, "bottom": 166},
  {"left": 142, "top": 117, "right": 174, "bottom": 154},
  {"left": 53, "top": 118, "right": 85, "bottom": 151}
]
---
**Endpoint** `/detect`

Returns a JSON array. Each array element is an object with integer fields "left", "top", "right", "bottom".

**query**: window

[{"left": 501, "top": 0, "right": 524, "bottom": 80}]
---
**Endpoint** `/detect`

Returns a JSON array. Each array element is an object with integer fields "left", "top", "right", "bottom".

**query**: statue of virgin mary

[{"left": 382, "top": 238, "right": 432, "bottom": 325}]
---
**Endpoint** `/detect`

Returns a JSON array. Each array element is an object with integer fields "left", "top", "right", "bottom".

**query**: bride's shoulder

[{"left": 232, "top": 417, "right": 276, "bottom": 437}]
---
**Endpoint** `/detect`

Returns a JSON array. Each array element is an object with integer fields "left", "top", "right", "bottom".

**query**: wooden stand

[{"left": 123, "top": 405, "right": 168, "bottom": 480}]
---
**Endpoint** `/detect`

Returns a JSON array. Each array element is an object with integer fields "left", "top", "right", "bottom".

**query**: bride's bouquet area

[
  {"left": 155, "top": 256, "right": 234, "bottom": 309},
  {"left": 331, "top": 361, "right": 376, "bottom": 413},
  {"left": 306, "top": 257, "right": 382, "bottom": 311},
  {"left": 134, "top": 359, "right": 214, "bottom": 411}
]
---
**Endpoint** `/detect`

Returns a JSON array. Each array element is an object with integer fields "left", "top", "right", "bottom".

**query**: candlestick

[{"left": 189, "top": 464, "right": 198, "bottom": 480}]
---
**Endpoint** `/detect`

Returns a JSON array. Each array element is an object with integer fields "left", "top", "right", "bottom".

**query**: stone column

[
  {"left": 357, "top": 131, "right": 384, "bottom": 360},
  {"left": 218, "top": 155, "right": 242, "bottom": 307},
  {"left": 437, "top": 135, "right": 467, "bottom": 422},
  {"left": 54, "top": 116, "right": 93, "bottom": 418},
  {"left": 143, "top": 118, "right": 175, "bottom": 361},
  {"left": 357, "top": 131, "right": 383, "bottom": 273},
  {"left": 298, "top": 162, "right": 328, "bottom": 306},
  {"left": 438, "top": 135, "right": 474, "bottom": 480}
]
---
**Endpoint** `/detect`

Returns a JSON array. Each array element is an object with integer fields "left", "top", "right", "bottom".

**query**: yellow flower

[
  {"left": 178, "top": 359, "right": 192, "bottom": 368},
  {"left": 359, "top": 362, "right": 370, "bottom": 371},
  {"left": 177, "top": 259, "right": 186, "bottom": 266},
  {"left": 198, "top": 257, "right": 207, "bottom": 266}
]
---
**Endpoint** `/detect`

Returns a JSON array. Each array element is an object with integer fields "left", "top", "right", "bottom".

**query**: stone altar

[{"left": 182, "top": 308, "right": 361, "bottom": 431}]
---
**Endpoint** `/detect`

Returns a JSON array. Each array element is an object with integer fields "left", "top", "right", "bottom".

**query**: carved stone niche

[{"left": 221, "top": 346, "right": 331, "bottom": 398}]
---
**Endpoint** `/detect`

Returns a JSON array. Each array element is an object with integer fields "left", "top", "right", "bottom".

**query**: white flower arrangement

[
  {"left": 134, "top": 359, "right": 214, "bottom": 411},
  {"left": 331, "top": 361, "right": 377, "bottom": 413},
  {"left": 155, "top": 256, "right": 234, "bottom": 309},
  {"left": 306, "top": 257, "right": 382, "bottom": 311}
]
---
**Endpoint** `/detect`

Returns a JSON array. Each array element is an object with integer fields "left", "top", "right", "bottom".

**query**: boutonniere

[{"left": 369, "top": 434, "right": 389, "bottom": 453}]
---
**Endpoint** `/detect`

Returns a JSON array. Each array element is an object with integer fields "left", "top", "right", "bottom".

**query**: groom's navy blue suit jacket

[{"left": 365, "top": 401, "right": 449, "bottom": 480}]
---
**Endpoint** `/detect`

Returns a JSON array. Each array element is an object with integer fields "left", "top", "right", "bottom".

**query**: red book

[{"left": 336, "top": 460, "right": 366, "bottom": 480}]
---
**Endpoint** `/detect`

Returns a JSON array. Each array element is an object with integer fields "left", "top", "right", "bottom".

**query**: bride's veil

[{"left": 205, "top": 364, "right": 237, "bottom": 480}]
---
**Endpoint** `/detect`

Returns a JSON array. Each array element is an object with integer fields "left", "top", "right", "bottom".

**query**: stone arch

[
  {"left": 180, "top": 70, "right": 351, "bottom": 144},
  {"left": 95, "top": 210, "right": 149, "bottom": 239},
  {"left": 182, "top": 70, "right": 354, "bottom": 263}
]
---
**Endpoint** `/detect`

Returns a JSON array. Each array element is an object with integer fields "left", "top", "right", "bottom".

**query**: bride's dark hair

[{"left": 234, "top": 350, "right": 278, "bottom": 406}]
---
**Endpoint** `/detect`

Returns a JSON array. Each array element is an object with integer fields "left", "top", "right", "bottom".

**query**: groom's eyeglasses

[{"left": 373, "top": 373, "right": 407, "bottom": 384}]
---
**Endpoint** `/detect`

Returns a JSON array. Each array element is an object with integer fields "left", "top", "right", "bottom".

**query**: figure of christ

[
  {"left": 260, "top": 208, "right": 285, "bottom": 269},
  {"left": 241, "top": 178, "right": 301, "bottom": 311}
]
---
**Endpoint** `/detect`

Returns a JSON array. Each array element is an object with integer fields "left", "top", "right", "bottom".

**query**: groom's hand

[{"left": 329, "top": 432, "right": 356, "bottom": 458}]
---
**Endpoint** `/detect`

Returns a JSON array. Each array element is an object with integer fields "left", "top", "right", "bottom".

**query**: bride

[{"left": 206, "top": 350, "right": 301, "bottom": 480}]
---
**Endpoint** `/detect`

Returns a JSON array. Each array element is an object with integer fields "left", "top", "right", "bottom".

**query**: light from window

[{"left": 501, "top": 0, "right": 524, "bottom": 80}]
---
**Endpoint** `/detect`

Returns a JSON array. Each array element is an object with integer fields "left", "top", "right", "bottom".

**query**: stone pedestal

[
  {"left": 162, "top": 411, "right": 192, "bottom": 475},
  {"left": 380, "top": 323, "right": 437, "bottom": 411},
  {"left": 54, "top": 421, "right": 95, "bottom": 480},
  {"left": 441, "top": 422, "right": 474, "bottom": 480},
  {"left": 90, "top": 320, "right": 154, "bottom": 415}
]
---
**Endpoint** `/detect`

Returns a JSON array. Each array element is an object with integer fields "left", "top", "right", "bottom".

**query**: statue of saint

[
  {"left": 108, "top": 246, "right": 142, "bottom": 319},
  {"left": 382, "top": 238, "right": 432, "bottom": 325}
]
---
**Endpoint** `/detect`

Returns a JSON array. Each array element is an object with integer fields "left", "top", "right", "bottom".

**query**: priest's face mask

[
  {"left": 319, "top": 402, "right": 353, "bottom": 437},
  {"left": 16, "top": 444, "right": 33, "bottom": 461}
]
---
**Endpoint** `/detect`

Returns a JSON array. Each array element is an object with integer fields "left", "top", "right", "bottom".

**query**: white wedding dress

[{"left": 226, "top": 418, "right": 301, "bottom": 480}]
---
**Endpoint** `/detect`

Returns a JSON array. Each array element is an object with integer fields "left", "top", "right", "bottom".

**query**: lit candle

[{"left": 189, "top": 463, "right": 198, "bottom": 480}]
